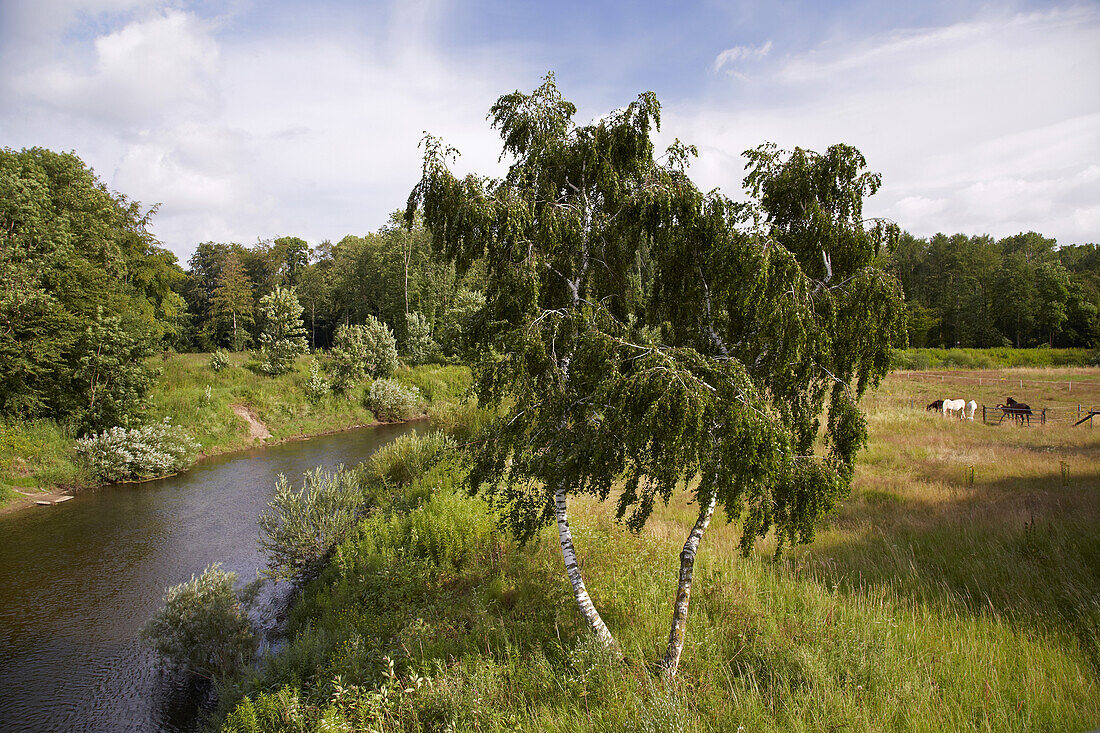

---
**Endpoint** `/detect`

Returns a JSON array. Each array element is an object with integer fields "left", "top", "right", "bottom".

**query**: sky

[{"left": 1, "top": 0, "right": 1098, "bottom": 263}]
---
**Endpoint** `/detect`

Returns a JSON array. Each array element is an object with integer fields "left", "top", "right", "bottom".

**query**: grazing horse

[
  {"left": 966, "top": 400, "right": 977, "bottom": 421},
  {"left": 997, "top": 397, "right": 1033, "bottom": 425},
  {"left": 942, "top": 399, "right": 966, "bottom": 419},
  {"left": 926, "top": 399, "right": 944, "bottom": 412}
]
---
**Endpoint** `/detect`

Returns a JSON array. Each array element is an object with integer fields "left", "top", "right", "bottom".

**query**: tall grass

[{"left": 216, "top": 369, "right": 1100, "bottom": 731}]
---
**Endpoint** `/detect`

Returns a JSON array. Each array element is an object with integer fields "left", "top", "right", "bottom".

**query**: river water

[{"left": 0, "top": 422, "right": 419, "bottom": 732}]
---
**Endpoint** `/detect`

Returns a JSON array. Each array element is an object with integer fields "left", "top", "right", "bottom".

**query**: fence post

[{"left": 982, "top": 404, "right": 986, "bottom": 423}]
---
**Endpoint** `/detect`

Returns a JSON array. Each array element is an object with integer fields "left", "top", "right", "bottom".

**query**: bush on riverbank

[
  {"left": 75, "top": 419, "right": 199, "bottom": 482},
  {"left": 143, "top": 563, "right": 260, "bottom": 681},
  {"left": 367, "top": 378, "right": 421, "bottom": 422}
]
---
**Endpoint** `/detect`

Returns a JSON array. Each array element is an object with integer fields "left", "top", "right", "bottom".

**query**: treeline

[
  {"left": 1, "top": 147, "right": 483, "bottom": 434},
  {"left": 178, "top": 216, "right": 484, "bottom": 355},
  {"left": 888, "top": 231, "right": 1099, "bottom": 348}
]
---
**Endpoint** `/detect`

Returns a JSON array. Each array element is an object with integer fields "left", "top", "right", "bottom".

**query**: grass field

[{"left": 219, "top": 366, "right": 1100, "bottom": 732}]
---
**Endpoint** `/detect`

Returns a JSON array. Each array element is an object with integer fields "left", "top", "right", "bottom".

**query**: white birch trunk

[
  {"left": 660, "top": 493, "right": 718, "bottom": 676},
  {"left": 554, "top": 487, "right": 619, "bottom": 652}
]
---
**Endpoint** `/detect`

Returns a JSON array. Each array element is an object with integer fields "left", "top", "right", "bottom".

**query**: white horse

[
  {"left": 966, "top": 400, "right": 978, "bottom": 421},
  {"left": 942, "top": 399, "right": 966, "bottom": 419}
]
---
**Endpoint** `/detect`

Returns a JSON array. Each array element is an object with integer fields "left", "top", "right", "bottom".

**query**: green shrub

[
  {"left": 328, "top": 319, "right": 399, "bottom": 391},
  {"left": 403, "top": 310, "right": 440, "bottom": 364},
  {"left": 75, "top": 419, "right": 199, "bottom": 483},
  {"left": 366, "top": 378, "right": 420, "bottom": 422},
  {"left": 303, "top": 359, "right": 329, "bottom": 403},
  {"left": 142, "top": 563, "right": 259, "bottom": 681},
  {"left": 258, "top": 465, "right": 369, "bottom": 583},
  {"left": 892, "top": 347, "right": 1096, "bottom": 370},
  {"left": 428, "top": 398, "right": 495, "bottom": 443},
  {"left": 364, "top": 430, "right": 455, "bottom": 488},
  {"left": 210, "top": 350, "right": 231, "bottom": 372},
  {"left": 221, "top": 685, "right": 308, "bottom": 733}
]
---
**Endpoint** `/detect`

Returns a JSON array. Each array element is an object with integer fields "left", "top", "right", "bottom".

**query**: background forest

[{"left": 2, "top": 145, "right": 1098, "bottom": 438}]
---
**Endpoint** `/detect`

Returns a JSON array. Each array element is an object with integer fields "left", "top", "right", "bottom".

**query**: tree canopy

[
  {"left": 408, "top": 74, "right": 905, "bottom": 672},
  {"left": 0, "top": 147, "right": 185, "bottom": 430}
]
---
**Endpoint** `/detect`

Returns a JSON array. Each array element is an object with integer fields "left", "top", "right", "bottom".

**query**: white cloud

[
  {"left": 1, "top": 2, "right": 1097, "bottom": 262},
  {"left": 676, "top": 6, "right": 1100, "bottom": 244},
  {"left": 713, "top": 40, "right": 772, "bottom": 74},
  {"left": 13, "top": 9, "right": 221, "bottom": 128},
  {"left": 0, "top": 1, "right": 524, "bottom": 260}
]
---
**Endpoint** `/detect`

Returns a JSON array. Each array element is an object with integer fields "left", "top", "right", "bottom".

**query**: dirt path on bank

[{"left": 232, "top": 404, "right": 272, "bottom": 441}]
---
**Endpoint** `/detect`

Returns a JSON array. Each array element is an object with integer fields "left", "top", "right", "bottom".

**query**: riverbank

[{"left": 0, "top": 353, "right": 470, "bottom": 515}]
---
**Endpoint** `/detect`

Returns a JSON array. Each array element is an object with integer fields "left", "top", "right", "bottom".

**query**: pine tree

[{"left": 258, "top": 286, "right": 308, "bottom": 375}]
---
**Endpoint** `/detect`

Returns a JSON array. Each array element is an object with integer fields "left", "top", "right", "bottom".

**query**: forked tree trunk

[
  {"left": 554, "top": 487, "right": 619, "bottom": 652},
  {"left": 660, "top": 493, "right": 718, "bottom": 676}
]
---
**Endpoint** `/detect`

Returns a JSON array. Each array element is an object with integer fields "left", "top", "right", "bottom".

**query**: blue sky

[{"left": 2, "top": 0, "right": 1098, "bottom": 261}]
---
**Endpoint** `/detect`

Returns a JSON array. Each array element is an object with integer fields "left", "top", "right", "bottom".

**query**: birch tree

[{"left": 407, "top": 75, "right": 904, "bottom": 674}]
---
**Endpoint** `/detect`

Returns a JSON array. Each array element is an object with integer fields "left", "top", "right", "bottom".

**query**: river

[{"left": 0, "top": 422, "right": 419, "bottom": 732}]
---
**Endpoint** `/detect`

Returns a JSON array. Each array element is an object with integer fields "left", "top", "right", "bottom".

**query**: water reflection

[{"left": 0, "top": 422, "right": 418, "bottom": 732}]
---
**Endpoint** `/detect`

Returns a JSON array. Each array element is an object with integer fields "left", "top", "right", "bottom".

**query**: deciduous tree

[{"left": 408, "top": 75, "right": 905, "bottom": 674}]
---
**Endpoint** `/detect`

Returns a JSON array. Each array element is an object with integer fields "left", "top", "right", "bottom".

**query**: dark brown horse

[
  {"left": 997, "top": 396, "right": 1033, "bottom": 425},
  {"left": 926, "top": 399, "right": 944, "bottom": 411}
]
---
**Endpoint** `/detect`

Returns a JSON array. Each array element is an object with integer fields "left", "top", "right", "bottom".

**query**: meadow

[{"left": 218, "top": 366, "right": 1100, "bottom": 732}]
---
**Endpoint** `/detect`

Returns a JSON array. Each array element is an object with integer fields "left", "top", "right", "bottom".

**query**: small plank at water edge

[{"left": 34, "top": 496, "right": 73, "bottom": 506}]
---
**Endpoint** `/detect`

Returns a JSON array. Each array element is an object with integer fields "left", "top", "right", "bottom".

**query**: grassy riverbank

[
  {"left": 215, "top": 366, "right": 1100, "bottom": 732},
  {"left": 0, "top": 353, "right": 470, "bottom": 510}
]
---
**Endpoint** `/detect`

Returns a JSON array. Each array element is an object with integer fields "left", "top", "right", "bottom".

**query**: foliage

[
  {"left": 403, "top": 310, "right": 439, "bottom": 364},
  {"left": 75, "top": 418, "right": 199, "bottom": 483},
  {"left": 0, "top": 147, "right": 184, "bottom": 426},
  {"left": 367, "top": 378, "right": 421, "bottom": 422},
  {"left": 303, "top": 359, "right": 330, "bottom": 402},
  {"left": 436, "top": 288, "right": 485, "bottom": 359},
  {"left": 328, "top": 318, "right": 399, "bottom": 392},
  {"left": 259, "top": 466, "right": 369, "bottom": 584},
  {"left": 73, "top": 309, "right": 159, "bottom": 432},
  {"left": 363, "top": 430, "right": 455, "bottom": 488},
  {"left": 142, "top": 563, "right": 260, "bottom": 681},
  {"left": 428, "top": 398, "right": 496, "bottom": 443},
  {"left": 210, "top": 253, "right": 255, "bottom": 351},
  {"left": 888, "top": 233, "right": 1099, "bottom": 348},
  {"left": 210, "top": 349, "right": 231, "bottom": 372},
  {"left": 406, "top": 75, "right": 904, "bottom": 663},
  {"left": 214, "top": 421, "right": 1100, "bottom": 731},
  {"left": 257, "top": 286, "right": 309, "bottom": 375}
]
